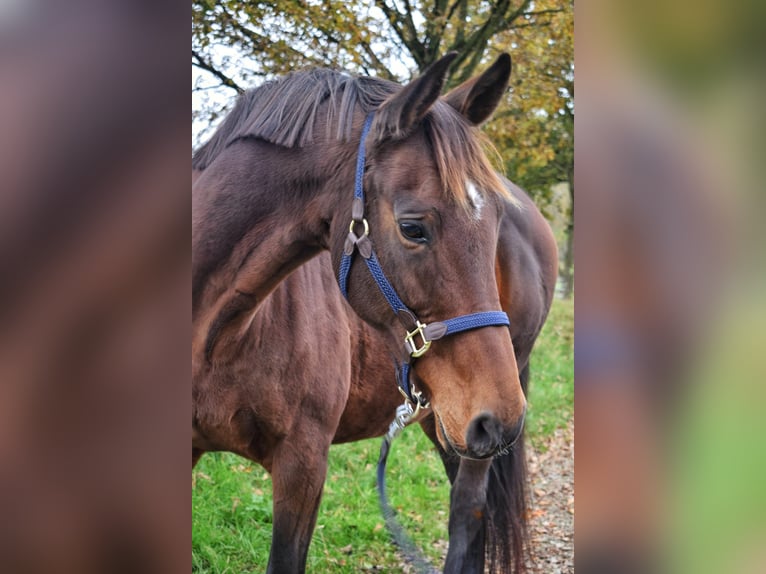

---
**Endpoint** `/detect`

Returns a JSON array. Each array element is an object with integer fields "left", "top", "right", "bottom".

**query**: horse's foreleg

[
  {"left": 420, "top": 416, "right": 491, "bottom": 574},
  {"left": 443, "top": 458, "right": 492, "bottom": 574},
  {"left": 192, "top": 448, "right": 204, "bottom": 469},
  {"left": 266, "top": 427, "right": 332, "bottom": 574}
]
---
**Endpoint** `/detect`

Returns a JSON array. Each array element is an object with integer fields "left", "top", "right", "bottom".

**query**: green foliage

[
  {"left": 192, "top": 0, "right": 571, "bottom": 89},
  {"left": 192, "top": 298, "right": 573, "bottom": 572}
]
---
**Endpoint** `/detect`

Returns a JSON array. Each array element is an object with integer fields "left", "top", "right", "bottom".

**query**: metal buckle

[
  {"left": 397, "top": 385, "right": 430, "bottom": 413},
  {"left": 410, "top": 386, "right": 430, "bottom": 412},
  {"left": 387, "top": 388, "right": 430, "bottom": 441},
  {"left": 404, "top": 320, "right": 431, "bottom": 357}
]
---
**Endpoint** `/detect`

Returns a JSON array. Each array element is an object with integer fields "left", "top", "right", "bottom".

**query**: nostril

[{"left": 465, "top": 412, "right": 503, "bottom": 458}]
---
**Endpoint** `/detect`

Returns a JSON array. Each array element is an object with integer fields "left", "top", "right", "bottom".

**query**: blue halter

[{"left": 338, "top": 113, "right": 511, "bottom": 406}]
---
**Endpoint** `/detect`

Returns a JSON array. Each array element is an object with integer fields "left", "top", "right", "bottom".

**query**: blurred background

[
  {"left": 0, "top": 2, "right": 189, "bottom": 573},
  {"left": 576, "top": 0, "right": 766, "bottom": 572}
]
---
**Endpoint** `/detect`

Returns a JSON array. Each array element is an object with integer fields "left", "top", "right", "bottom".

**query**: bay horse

[{"left": 192, "top": 53, "right": 557, "bottom": 573}]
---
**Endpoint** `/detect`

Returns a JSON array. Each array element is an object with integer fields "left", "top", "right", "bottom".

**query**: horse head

[{"left": 333, "top": 53, "right": 525, "bottom": 460}]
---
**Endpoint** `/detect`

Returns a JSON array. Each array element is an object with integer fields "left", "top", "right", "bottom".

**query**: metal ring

[{"left": 349, "top": 218, "right": 370, "bottom": 236}]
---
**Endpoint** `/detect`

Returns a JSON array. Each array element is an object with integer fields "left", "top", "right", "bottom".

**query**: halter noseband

[{"left": 338, "top": 113, "right": 511, "bottom": 410}]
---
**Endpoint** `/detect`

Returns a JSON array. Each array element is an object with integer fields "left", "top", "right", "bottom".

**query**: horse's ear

[
  {"left": 444, "top": 53, "right": 512, "bottom": 125},
  {"left": 373, "top": 52, "right": 458, "bottom": 141}
]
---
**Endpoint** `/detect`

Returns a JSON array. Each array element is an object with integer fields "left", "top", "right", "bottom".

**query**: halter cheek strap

[{"left": 338, "top": 112, "right": 511, "bottom": 405}]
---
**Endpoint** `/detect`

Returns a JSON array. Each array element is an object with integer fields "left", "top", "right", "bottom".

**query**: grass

[
  {"left": 192, "top": 298, "right": 573, "bottom": 572},
  {"left": 524, "top": 297, "right": 574, "bottom": 445}
]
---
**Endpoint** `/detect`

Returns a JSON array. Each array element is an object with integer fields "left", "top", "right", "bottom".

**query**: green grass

[
  {"left": 193, "top": 298, "right": 573, "bottom": 572},
  {"left": 525, "top": 297, "right": 574, "bottom": 444}
]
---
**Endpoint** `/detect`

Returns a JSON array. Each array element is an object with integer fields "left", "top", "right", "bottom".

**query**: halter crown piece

[{"left": 338, "top": 113, "right": 511, "bottom": 414}]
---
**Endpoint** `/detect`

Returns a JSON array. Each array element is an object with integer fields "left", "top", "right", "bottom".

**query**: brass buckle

[{"left": 404, "top": 320, "right": 431, "bottom": 357}]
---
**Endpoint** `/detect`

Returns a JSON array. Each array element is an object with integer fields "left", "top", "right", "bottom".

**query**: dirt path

[
  {"left": 193, "top": 423, "right": 574, "bottom": 574},
  {"left": 525, "top": 420, "right": 574, "bottom": 573},
  {"left": 395, "top": 421, "right": 575, "bottom": 573}
]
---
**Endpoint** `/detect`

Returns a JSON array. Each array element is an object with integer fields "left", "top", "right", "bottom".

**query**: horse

[{"left": 192, "top": 52, "right": 558, "bottom": 574}]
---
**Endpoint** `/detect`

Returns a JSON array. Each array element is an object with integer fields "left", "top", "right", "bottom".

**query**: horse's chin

[{"left": 434, "top": 412, "right": 494, "bottom": 461}]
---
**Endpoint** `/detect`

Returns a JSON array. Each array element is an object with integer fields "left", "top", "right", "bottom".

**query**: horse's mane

[
  {"left": 193, "top": 67, "right": 511, "bottom": 206},
  {"left": 192, "top": 69, "right": 393, "bottom": 169}
]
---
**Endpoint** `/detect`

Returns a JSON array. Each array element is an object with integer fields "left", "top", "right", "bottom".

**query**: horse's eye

[{"left": 398, "top": 221, "right": 428, "bottom": 243}]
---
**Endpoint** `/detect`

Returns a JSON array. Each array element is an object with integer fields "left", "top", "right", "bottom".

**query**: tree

[
  {"left": 192, "top": 0, "right": 574, "bottom": 296},
  {"left": 487, "top": 0, "right": 574, "bottom": 297}
]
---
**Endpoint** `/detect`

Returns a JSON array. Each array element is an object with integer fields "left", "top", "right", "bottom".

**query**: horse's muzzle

[{"left": 463, "top": 408, "right": 526, "bottom": 459}]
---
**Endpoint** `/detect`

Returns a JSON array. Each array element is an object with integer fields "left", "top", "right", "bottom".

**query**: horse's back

[{"left": 497, "top": 178, "right": 559, "bottom": 370}]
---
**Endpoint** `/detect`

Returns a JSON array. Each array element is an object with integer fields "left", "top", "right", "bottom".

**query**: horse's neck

[
  {"left": 496, "top": 184, "right": 559, "bottom": 369},
  {"left": 192, "top": 138, "right": 354, "bottom": 363}
]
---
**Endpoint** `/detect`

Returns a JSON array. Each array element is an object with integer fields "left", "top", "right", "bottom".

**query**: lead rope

[{"left": 377, "top": 403, "right": 440, "bottom": 574}]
